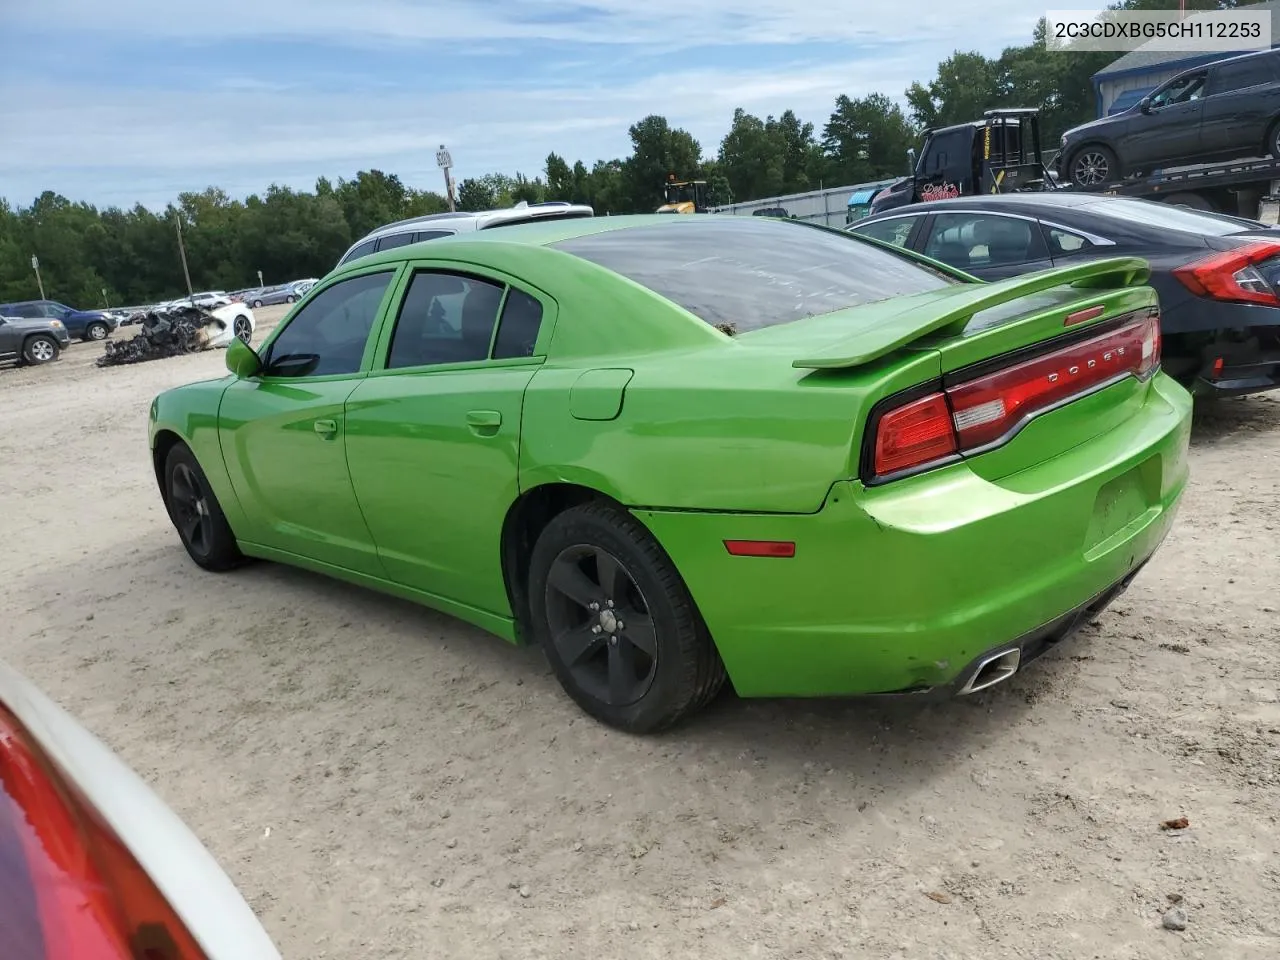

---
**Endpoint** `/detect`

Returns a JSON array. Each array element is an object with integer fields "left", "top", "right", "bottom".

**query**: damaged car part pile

[{"left": 98, "top": 306, "right": 228, "bottom": 367}]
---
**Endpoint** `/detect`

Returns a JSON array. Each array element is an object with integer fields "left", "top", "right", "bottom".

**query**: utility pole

[
  {"left": 174, "top": 212, "right": 194, "bottom": 303},
  {"left": 101, "top": 287, "right": 110, "bottom": 308},
  {"left": 437, "top": 144, "right": 457, "bottom": 212},
  {"left": 257, "top": 269, "right": 264, "bottom": 288},
  {"left": 30, "top": 255, "right": 46, "bottom": 300}
]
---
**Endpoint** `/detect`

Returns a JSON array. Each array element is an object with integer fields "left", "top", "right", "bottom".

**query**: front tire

[
  {"left": 285, "top": 294, "right": 296, "bottom": 303},
  {"left": 251, "top": 299, "right": 264, "bottom": 308},
  {"left": 22, "top": 334, "right": 59, "bottom": 365},
  {"left": 85, "top": 321, "right": 109, "bottom": 341},
  {"left": 233, "top": 315, "right": 252, "bottom": 344},
  {"left": 1069, "top": 145, "right": 1120, "bottom": 187},
  {"left": 528, "top": 501, "right": 726, "bottom": 733},
  {"left": 163, "top": 443, "right": 244, "bottom": 571}
]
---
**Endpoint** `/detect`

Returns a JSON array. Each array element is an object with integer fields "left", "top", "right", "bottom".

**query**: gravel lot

[{"left": 2, "top": 312, "right": 1278, "bottom": 959}]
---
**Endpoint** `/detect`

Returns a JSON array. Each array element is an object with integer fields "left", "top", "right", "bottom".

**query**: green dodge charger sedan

[{"left": 149, "top": 215, "right": 1192, "bottom": 732}]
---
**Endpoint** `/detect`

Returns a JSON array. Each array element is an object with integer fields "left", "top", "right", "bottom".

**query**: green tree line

[{"left": 0, "top": 1, "right": 1238, "bottom": 307}]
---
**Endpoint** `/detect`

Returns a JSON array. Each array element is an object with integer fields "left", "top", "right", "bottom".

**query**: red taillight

[
  {"left": 872, "top": 392, "right": 957, "bottom": 476},
  {"left": 1173, "top": 241, "right": 1280, "bottom": 306},
  {"left": 868, "top": 313, "right": 1160, "bottom": 480},
  {"left": 0, "top": 705, "right": 209, "bottom": 960}
]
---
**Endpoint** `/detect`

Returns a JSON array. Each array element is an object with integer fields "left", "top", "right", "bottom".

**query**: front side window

[
  {"left": 923, "top": 213, "right": 1045, "bottom": 268},
  {"left": 554, "top": 218, "right": 957, "bottom": 333},
  {"left": 42, "top": 303, "right": 72, "bottom": 319},
  {"left": 386, "top": 271, "right": 505, "bottom": 368},
  {"left": 263, "top": 271, "right": 394, "bottom": 377},
  {"left": 1151, "top": 71, "right": 1207, "bottom": 107},
  {"left": 852, "top": 217, "right": 918, "bottom": 248}
]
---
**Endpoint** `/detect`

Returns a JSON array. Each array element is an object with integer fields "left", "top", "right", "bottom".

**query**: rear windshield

[
  {"left": 553, "top": 218, "right": 959, "bottom": 332},
  {"left": 1087, "top": 198, "right": 1265, "bottom": 236}
]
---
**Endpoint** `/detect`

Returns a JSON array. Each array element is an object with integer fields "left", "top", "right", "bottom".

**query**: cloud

[
  {"left": 0, "top": 0, "right": 1113, "bottom": 206},
  {"left": 5, "top": 0, "right": 1057, "bottom": 50}
]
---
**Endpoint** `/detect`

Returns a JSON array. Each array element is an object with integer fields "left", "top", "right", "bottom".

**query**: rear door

[
  {"left": 919, "top": 211, "right": 1053, "bottom": 280},
  {"left": 1200, "top": 54, "right": 1280, "bottom": 159},
  {"left": 344, "top": 264, "right": 552, "bottom": 617}
]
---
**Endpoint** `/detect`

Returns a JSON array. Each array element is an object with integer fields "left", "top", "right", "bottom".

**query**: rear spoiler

[{"left": 793, "top": 257, "right": 1151, "bottom": 370}]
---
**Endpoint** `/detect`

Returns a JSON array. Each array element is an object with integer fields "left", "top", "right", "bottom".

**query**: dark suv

[
  {"left": 1059, "top": 48, "right": 1280, "bottom": 186},
  {"left": 0, "top": 299, "right": 119, "bottom": 341},
  {"left": 0, "top": 313, "right": 71, "bottom": 366}
]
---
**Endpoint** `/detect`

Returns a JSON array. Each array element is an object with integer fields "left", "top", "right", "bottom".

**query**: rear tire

[
  {"left": 528, "top": 501, "right": 725, "bottom": 733},
  {"left": 162, "top": 443, "right": 244, "bottom": 572},
  {"left": 22, "top": 334, "right": 59, "bottom": 365},
  {"left": 1068, "top": 145, "right": 1120, "bottom": 187},
  {"left": 251, "top": 299, "right": 263, "bottom": 308},
  {"left": 285, "top": 294, "right": 296, "bottom": 303}
]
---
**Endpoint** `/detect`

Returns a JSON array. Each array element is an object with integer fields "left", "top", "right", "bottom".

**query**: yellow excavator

[{"left": 657, "top": 175, "right": 711, "bottom": 213}]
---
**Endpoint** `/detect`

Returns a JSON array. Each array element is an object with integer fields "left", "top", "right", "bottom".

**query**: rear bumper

[{"left": 635, "top": 373, "right": 1192, "bottom": 699}]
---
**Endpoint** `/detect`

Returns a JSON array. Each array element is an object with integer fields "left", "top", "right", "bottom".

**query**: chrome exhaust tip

[{"left": 959, "top": 648, "right": 1021, "bottom": 696}]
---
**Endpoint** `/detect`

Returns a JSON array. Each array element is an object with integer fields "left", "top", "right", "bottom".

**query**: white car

[
  {"left": 0, "top": 659, "right": 281, "bottom": 959},
  {"left": 205, "top": 303, "right": 256, "bottom": 347},
  {"left": 187, "top": 291, "right": 233, "bottom": 309},
  {"left": 336, "top": 201, "right": 595, "bottom": 266}
]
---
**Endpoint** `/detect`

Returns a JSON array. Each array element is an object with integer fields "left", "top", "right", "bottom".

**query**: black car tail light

[{"left": 1173, "top": 241, "right": 1280, "bottom": 307}]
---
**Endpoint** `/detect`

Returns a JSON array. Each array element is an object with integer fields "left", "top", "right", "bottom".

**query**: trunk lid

[{"left": 775, "top": 258, "right": 1163, "bottom": 483}]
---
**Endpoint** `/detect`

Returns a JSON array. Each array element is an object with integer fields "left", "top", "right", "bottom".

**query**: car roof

[{"left": 338, "top": 214, "right": 741, "bottom": 272}]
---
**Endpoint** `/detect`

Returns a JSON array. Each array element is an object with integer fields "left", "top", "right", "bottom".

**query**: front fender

[{"left": 149, "top": 377, "right": 249, "bottom": 534}]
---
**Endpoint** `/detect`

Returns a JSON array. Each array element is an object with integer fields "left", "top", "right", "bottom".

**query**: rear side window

[
  {"left": 493, "top": 289, "right": 543, "bottom": 359},
  {"left": 1211, "top": 55, "right": 1277, "bottom": 94},
  {"left": 376, "top": 232, "right": 415, "bottom": 252},
  {"left": 554, "top": 219, "right": 957, "bottom": 333},
  {"left": 414, "top": 230, "right": 454, "bottom": 243}
]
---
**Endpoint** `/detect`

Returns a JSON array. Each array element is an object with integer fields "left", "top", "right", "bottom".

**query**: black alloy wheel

[{"left": 544, "top": 544, "right": 659, "bottom": 708}]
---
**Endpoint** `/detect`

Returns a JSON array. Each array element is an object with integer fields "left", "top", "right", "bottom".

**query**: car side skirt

[{"left": 236, "top": 541, "right": 520, "bottom": 644}]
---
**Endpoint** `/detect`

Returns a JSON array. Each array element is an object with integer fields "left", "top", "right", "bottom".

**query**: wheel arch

[
  {"left": 151, "top": 428, "right": 186, "bottom": 496},
  {"left": 500, "top": 482, "right": 626, "bottom": 644}
]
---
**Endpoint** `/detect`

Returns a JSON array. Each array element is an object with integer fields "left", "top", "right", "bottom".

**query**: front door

[
  {"left": 1129, "top": 70, "right": 1208, "bottom": 167},
  {"left": 219, "top": 268, "right": 399, "bottom": 576},
  {"left": 1200, "top": 54, "right": 1280, "bottom": 160},
  {"left": 345, "top": 267, "right": 550, "bottom": 616}
]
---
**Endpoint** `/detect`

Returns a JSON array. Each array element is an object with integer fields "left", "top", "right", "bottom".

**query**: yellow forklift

[{"left": 657, "top": 175, "right": 711, "bottom": 213}]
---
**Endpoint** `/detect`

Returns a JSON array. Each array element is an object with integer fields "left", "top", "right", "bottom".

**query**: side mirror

[
  {"left": 225, "top": 336, "right": 262, "bottom": 378},
  {"left": 1139, "top": 97, "right": 1152, "bottom": 114}
]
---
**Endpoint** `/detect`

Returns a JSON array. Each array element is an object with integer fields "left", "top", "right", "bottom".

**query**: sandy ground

[{"left": 1, "top": 311, "right": 1278, "bottom": 959}]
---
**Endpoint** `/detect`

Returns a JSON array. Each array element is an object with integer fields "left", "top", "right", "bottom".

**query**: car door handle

[
  {"left": 313, "top": 418, "right": 339, "bottom": 439},
  {"left": 466, "top": 410, "right": 502, "bottom": 436}
]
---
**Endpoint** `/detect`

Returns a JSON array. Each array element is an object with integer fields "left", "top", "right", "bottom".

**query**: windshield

[
  {"left": 554, "top": 218, "right": 959, "bottom": 333},
  {"left": 1087, "top": 198, "right": 1267, "bottom": 236},
  {"left": 664, "top": 183, "right": 699, "bottom": 204}
]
